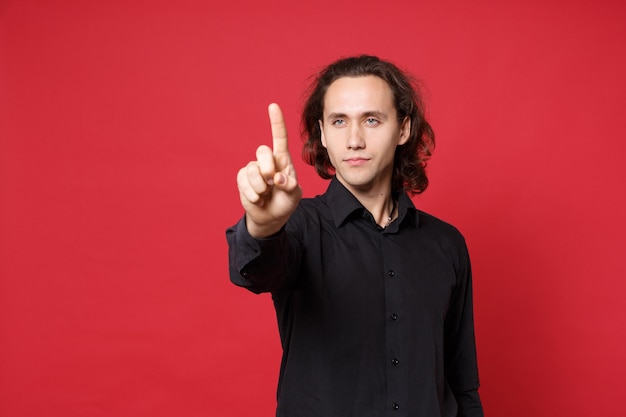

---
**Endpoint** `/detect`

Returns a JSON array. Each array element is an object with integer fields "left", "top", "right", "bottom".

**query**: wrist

[{"left": 245, "top": 215, "right": 286, "bottom": 239}]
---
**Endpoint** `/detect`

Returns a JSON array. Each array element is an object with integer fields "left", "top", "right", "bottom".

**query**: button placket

[{"left": 381, "top": 233, "right": 406, "bottom": 414}]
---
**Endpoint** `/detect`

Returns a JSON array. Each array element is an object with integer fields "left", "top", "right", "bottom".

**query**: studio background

[{"left": 1, "top": 1, "right": 625, "bottom": 416}]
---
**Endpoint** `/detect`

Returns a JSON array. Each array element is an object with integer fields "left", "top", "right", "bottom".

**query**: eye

[
  {"left": 332, "top": 119, "right": 346, "bottom": 126},
  {"left": 364, "top": 118, "right": 379, "bottom": 126}
]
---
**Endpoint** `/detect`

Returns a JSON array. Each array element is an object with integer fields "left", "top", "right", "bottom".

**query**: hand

[{"left": 237, "top": 103, "right": 302, "bottom": 238}]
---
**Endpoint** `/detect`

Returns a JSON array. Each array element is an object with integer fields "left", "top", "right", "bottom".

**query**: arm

[
  {"left": 444, "top": 239, "right": 484, "bottom": 417},
  {"left": 226, "top": 215, "right": 303, "bottom": 294}
]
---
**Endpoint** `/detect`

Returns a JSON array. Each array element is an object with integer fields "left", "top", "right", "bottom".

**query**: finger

[
  {"left": 237, "top": 166, "right": 262, "bottom": 204},
  {"left": 245, "top": 161, "right": 270, "bottom": 195},
  {"left": 256, "top": 145, "right": 276, "bottom": 183},
  {"left": 268, "top": 103, "right": 289, "bottom": 155},
  {"left": 237, "top": 166, "right": 262, "bottom": 205}
]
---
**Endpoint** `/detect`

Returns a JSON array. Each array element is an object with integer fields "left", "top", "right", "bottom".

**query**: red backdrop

[{"left": 1, "top": 1, "right": 625, "bottom": 416}]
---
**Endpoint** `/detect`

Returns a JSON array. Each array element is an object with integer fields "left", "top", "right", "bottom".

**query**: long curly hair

[{"left": 301, "top": 55, "right": 435, "bottom": 195}]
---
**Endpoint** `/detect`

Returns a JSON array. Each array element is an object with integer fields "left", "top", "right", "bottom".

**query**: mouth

[{"left": 344, "top": 157, "right": 370, "bottom": 167}]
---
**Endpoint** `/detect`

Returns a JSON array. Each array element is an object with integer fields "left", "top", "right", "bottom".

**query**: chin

[{"left": 338, "top": 174, "right": 374, "bottom": 189}]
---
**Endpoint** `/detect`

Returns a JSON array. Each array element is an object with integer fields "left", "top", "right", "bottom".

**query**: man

[{"left": 226, "top": 55, "right": 484, "bottom": 417}]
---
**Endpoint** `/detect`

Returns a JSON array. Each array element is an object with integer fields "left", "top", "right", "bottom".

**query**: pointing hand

[{"left": 237, "top": 104, "right": 302, "bottom": 238}]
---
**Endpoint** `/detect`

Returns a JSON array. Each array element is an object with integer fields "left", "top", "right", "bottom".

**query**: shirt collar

[{"left": 321, "top": 177, "right": 419, "bottom": 230}]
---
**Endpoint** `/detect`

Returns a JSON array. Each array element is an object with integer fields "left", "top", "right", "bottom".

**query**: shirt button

[
  {"left": 387, "top": 270, "right": 395, "bottom": 277},
  {"left": 242, "top": 272, "right": 249, "bottom": 278},
  {"left": 391, "top": 313, "right": 398, "bottom": 320},
  {"left": 391, "top": 358, "right": 399, "bottom": 366},
  {"left": 392, "top": 402, "right": 400, "bottom": 410}
]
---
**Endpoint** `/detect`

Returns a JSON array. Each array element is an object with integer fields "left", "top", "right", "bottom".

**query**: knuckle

[
  {"left": 237, "top": 167, "right": 248, "bottom": 182},
  {"left": 245, "top": 161, "right": 260, "bottom": 177},
  {"left": 256, "top": 145, "right": 271, "bottom": 158},
  {"left": 246, "top": 192, "right": 260, "bottom": 204}
]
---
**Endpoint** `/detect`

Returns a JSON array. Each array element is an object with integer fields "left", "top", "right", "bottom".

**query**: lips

[{"left": 344, "top": 157, "right": 370, "bottom": 166}]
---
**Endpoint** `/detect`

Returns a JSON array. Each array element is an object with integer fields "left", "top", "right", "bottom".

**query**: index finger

[{"left": 268, "top": 103, "right": 289, "bottom": 154}]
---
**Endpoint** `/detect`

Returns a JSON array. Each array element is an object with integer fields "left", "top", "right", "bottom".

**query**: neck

[{"left": 347, "top": 185, "right": 396, "bottom": 228}]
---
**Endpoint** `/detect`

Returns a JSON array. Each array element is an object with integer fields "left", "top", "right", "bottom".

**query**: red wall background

[{"left": 1, "top": 1, "right": 625, "bottom": 416}]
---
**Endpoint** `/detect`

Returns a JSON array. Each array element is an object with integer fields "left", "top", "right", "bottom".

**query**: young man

[{"left": 226, "top": 55, "right": 484, "bottom": 417}]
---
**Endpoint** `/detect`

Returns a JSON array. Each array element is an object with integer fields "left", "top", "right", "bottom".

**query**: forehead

[{"left": 323, "top": 75, "right": 395, "bottom": 114}]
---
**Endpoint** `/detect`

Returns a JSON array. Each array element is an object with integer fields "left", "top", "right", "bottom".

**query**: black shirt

[{"left": 226, "top": 178, "right": 483, "bottom": 417}]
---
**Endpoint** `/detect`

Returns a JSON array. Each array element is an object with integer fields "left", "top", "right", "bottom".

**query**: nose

[{"left": 346, "top": 125, "right": 365, "bottom": 149}]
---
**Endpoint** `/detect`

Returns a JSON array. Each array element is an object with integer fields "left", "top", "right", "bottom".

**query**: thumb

[
  {"left": 273, "top": 172, "right": 299, "bottom": 193},
  {"left": 274, "top": 172, "right": 287, "bottom": 186}
]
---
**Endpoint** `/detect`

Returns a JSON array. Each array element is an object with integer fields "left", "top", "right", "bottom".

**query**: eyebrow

[{"left": 326, "top": 111, "right": 389, "bottom": 122}]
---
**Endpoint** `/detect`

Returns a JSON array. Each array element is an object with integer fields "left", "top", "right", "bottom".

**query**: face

[{"left": 320, "top": 75, "right": 410, "bottom": 196}]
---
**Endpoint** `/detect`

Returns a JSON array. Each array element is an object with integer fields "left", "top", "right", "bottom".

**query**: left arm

[{"left": 444, "top": 238, "right": 484, "bottom": 417}]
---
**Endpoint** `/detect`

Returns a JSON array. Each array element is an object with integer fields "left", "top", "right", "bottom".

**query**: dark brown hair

[{"left": 301, "top": 55, "right": 435, "bottom": 195}]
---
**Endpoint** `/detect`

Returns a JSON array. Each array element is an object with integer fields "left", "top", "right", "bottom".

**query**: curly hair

[{"left": 301, "top": 55, "right": 435, "bottom": 195}]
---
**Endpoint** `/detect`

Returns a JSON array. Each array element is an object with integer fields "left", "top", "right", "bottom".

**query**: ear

[
  {"left": 319, "top": 120, "right": 327, "bottom": 148},
  {"left": 398, "top": 117, "right": 410, "bottom": 145}
]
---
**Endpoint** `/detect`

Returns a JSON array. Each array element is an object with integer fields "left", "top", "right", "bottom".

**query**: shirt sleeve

[
  {"left": 225, "top": 216, "right": 303, "bottom": 294},
  {"left": 444, "top": 237, "right": 484, "bottom": 417}
]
